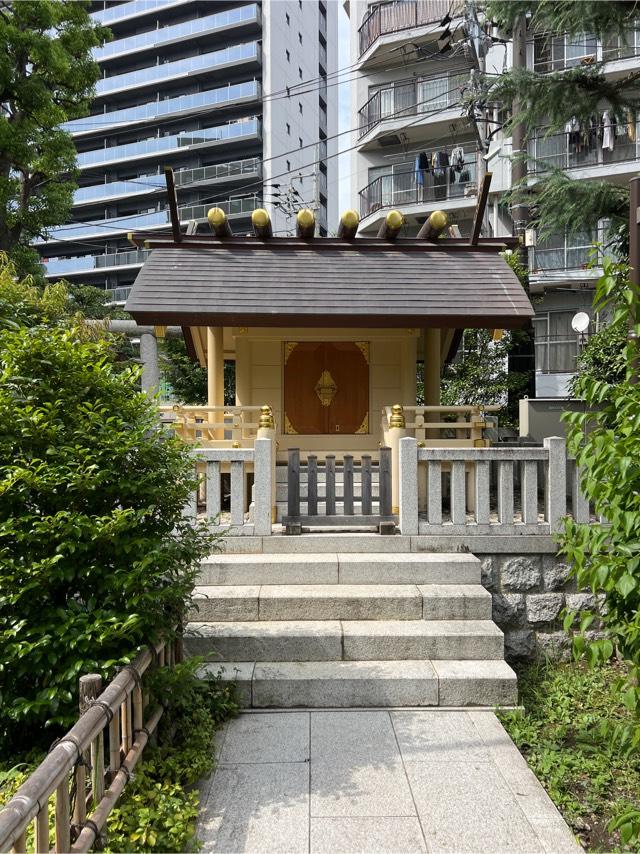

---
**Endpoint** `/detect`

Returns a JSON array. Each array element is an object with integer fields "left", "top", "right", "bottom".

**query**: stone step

[
  {"left": 184, "top": 619, "right": 503, "bottom": 662},
  {"left": 198, "top": 552, "right": 481, "bottom": 586},
  {"left": 189, "top": 584, "right": 492, "bottom": 622},
  {"left": 198, "top": 659, "right": 518, "bottom": 708}
]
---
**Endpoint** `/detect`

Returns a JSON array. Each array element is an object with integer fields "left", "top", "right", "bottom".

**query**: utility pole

[{"left": 509, "top": 11, "right": 536, "bottom": 402}]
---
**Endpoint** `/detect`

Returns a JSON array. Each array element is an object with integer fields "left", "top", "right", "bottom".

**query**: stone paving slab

[{"left": 198, "top": 709, "right": 582, "bottom": 854}]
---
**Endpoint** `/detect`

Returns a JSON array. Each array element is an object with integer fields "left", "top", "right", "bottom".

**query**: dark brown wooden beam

[
  {"left": 164, "top": 166, "right": 181, "bottom": 243},
  {"left": 469, "top": 172, "right": 492, "bottom": 246}
]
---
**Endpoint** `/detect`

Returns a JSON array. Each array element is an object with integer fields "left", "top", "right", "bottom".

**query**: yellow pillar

[{"left": 207, "top": 327, "right": 224, "bottom": 439}]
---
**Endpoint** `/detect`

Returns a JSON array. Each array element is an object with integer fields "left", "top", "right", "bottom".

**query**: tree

[
  {"left": 0, "top": 256, "right": 217, "bottom": 752},
  {"left": 560, "top": 257, "right": 640, "bottom": 761},
  {"left": 0, "top": 2, "right": 108, "bottom": 277},
  {"left": 162, "top": 337, "right": 236, "bottom": 405},
  {"left": 470, "top": 1, "right": 640, "bottom": 242}
]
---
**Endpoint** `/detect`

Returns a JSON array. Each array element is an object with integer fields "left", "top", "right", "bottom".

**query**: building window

[
  {"left": 299, "top": 102, "right": 303, "bottom": 114},
  {"left": 286, "top": 123, "right": 291, "bottom": 135},
  {"left": 286, "top": 12, "right": 290, "bottom": 25},
  {"left": 286, "top": 49, "right": 290, "bottom": 62}
]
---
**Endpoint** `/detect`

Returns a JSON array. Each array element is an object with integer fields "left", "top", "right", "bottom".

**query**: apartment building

[
  {"left": 348, "top": 1, "right": 640, "bottom": 398},
  {"left": 40, "top": 0, "right": 338, "bottom": 303}
]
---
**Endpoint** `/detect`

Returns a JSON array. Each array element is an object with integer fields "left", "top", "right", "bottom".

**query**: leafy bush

[
  {"left": 559, "top": 256, "right": 640, "bottom": 752},
  {"left": 500, "top": 660, "right": 640, "bottom": 851},
  {"left": 0, "top": 258, "right": 218, "bottom": 752},
  {"left": 106, "top": 661, "right": 239, "bottom": 852}
]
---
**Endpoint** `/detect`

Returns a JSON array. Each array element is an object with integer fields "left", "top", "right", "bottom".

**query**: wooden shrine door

[{"left": 284, "top": 342, "right": 369, "bottom": 435}]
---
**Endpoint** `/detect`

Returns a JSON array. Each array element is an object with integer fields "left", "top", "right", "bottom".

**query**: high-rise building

[
  {"left": 39, "top": 0, "right": 338, "bottom": 303},
  {"left": 347, "top": 1, "right": 640, "bottom": 398}
]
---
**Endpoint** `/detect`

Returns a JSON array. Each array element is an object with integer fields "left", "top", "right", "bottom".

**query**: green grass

[{"left": 499, "top": 660, "right": 640, "bottom": 852}]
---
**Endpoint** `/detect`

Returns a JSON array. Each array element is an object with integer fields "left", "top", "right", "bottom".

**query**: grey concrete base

[
  {"left": 420, "top": 585, "right": 492, "bottom": 620},
  {"left": 185, "top": 620, "right": 342, "bottom": 662},
  {"left": 433, "top": 660, "right": 517, "bottom": 706},
  {"left": 198, "top": 710, "right": 582, "bottom": 853},
  {"left": 199, "top": 553, "right": 339, "bottom": 585},
  {"left": 338, "top": 553, "right": 480, "bottom": 585}
]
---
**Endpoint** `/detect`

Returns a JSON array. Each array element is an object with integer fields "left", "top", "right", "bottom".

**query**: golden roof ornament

[
  {"left": 259, "top": 404, "right": 274, "bottom": 429},
  {"left": 389, "top": 404, "right": 406, "bottom": 429}
]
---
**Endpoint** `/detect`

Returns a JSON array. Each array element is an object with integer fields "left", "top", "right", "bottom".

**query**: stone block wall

[{"left": 479, "top": 553, "right": 598, "bottom": 662}]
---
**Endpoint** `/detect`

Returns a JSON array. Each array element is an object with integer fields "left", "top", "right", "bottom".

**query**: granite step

[
  {"left": 184, "top": 619, "right": 504, "bottom": 662},
  {"left": 197, "top": 552, "right": 481, "bottom": 586},
  {"left": 198, "top": 659, "right": 518, "bottom": 708},
  {"left": 189, "top": 584, "right": 492, "bottom": 622}
]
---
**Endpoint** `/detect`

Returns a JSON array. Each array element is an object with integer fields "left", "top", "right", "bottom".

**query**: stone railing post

[
  {"left": 387, "top": 404, "right": 408, "bottom": 514},
  {"left": 398, "top": 436, "right": 418, "bottom": 535},
  {"left": 253, "top": 437, "right": 273, "bottom": 536},
  {"left": 256, "top": 405, "right": 277, "bottom": 525},
  {"left": 544, "top": 436, "right": 567, "bottom": 532}
]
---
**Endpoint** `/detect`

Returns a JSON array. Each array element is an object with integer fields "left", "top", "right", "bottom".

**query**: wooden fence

[
  {"left": 0, "top": 635, "right": 179, "bottom": 854},
  {"left": 398, "top": 436, "right": 588, "bottom": 536}
]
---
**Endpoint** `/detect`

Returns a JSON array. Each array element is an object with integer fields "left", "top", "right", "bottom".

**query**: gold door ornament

[{"left": 315, "top": 369, "right": 338, "bottom": 407}]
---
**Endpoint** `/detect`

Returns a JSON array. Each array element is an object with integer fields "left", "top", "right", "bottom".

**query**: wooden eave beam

[{"left": 133, "top": 236, "right": 519, "bottom": 253}]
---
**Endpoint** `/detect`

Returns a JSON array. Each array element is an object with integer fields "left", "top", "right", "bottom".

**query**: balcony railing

[
  {"left": 359, "top": 162, "right": 477, "bottom": 219},
  {"left": 94, "top": 5, "right": 258, "bottom": 61},
  {"left": 529, "top": 239, "right": 601, "bottom": 274},
  {"left": 529, "top": 123, "right": 639, "bottom": 173},
  {"left": 358, "top": 72, "right": 468, "bottom": 138},
  {"left": 532, "top": 30, "right": 640, "bottom": 73},
  {"left": 77, "top": 118, "right": 260, "bottom": 169},
  {"left": 106, "top": 286, "right": 133, "bottom": 304},
  {"left": 92, "top": 0, "right": 191, "bottom": 25},
  {"left": 358, "top": 1, "right": 462, "bottom": 57},
  {"left": 45, "top": 193, "right": 260, "bottom": 243},
  {"left": 74, "top": 157, "right": 261, "bottom": 206},
  {"left": 65, "top": 80, "right": 260, "bottom": 136},
  {"left": 96, "top": 42, "right": 259, "bottom": 97},
  {"left": 43, "top": 249, "right": 151, "bottom": 277}
]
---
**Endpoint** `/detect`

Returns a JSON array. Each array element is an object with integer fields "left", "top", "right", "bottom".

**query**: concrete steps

[
  {"left": 190, "top": 584, "right": 492, "bottom": 621},
  {"left": 187, "top": 550, "right": 517, "bottom": 708}
]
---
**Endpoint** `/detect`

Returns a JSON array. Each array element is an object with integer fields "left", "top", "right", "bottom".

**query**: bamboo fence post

[
  {"left": 79, "top": 675, "right": 104, "bottom": 812},
  {"left": 55, "top": 773, "right": 71, "bottom": 854},
  {"left": 35, "top": 800, "right": 49, "bottom": 854},
  {"left": 132, "top": 683, "right": 143, "bottom": 735},
  {"left": 158, "top": 645, "right": 165, "bottom": 667},
  {"left": 11, "top": 829, "right": 26, "bottom": 853},
  {"left": 109, "top": 708, "right": 121, "bottom": 784},
  {"left": 120, "top": 694, "right": 132, "bottom": 756},
  {"left": 174, "top": 632, "right": 184, "bottom": 664},
  {"left": 74, "top": 675, "right": 99, "bottom": 828}
]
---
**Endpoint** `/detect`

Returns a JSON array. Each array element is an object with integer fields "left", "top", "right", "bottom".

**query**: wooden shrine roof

[{"left": 125, "top": 236, "right": 534, "bottom": 329}]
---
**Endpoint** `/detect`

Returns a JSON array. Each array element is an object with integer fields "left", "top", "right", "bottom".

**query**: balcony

[
  {"left": 65, "top": 81, "right": 261, "bottom": 137},
  {"left": 528, "top": 230, "right": 605, "bottom": 291},
  {"left": 43, "top": 248, "right": 151, "bottom": 278},
  {"left": 174, "top": 156, "right": 262, "bottom": 188},
  {"left": 95, "top": 42, "right": 260, "bottom": 98},
  {"left": 359, "top": 161, "right": 477, "bottom": 221},
  {"left": 532, "top": 30, "right": 640, "bottom": 73},
  {"left": 358, "top": 72, "right": 468, "bottom": 141},
  {"left": 358, "top": 1, "right": 462, "bottom": 59},
  {"left": 94, "top": 5, "right": 259, "bottom": 62},
  {"left": 76, "top": 118, "right": 260, "bottom": 170},
  {"left": 92, "top": 0, "right": 192, "bottom": 26},
  {"left": 529, "top": 122, "right": 639, "bottom": 178},
  {"left": 44, "top": 194, "right": 261, "bottom": 245}
]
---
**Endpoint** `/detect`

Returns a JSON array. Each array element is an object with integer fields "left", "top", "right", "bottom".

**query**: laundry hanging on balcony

[{"left": 602, "top": 110, "right": 614, "bottom": 151}]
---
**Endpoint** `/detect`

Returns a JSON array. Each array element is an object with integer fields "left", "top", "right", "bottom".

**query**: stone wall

[{"left": 480, "top": 552, "right": 597, "bottom": 662}]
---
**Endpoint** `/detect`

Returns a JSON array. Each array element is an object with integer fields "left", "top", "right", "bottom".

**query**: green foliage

[
  {"left": 0, "top": 2, "right": 109, "bottom": 277},
  {"left": 559, "top": 257, "right": 640, "bottom": 756},
  {"left": 486, "top": 1, "right": 639, "bottom": 37},
  {"left": 440, "top": 328, "right": 529, "bottom": 429},
  {"left": 66, "top": 284, "right": 130, "bottom": 321},
  {"left": 569, "top": 315, "right": 628, "bottom": 395},
  {"left": 106, "top": 661, "right": 239, "bottom": 853},
  {"left": 162, "top": 337, "right": 236, "bottom": 405},
  {"left": 506, "top": 169, "right": 630, "bottom": 242},
  {"left": 0, "top": 257, "right": 220, "bottom": 752},
  {"left": 499, "top": 660, "right": 640, "bottom": 850}
]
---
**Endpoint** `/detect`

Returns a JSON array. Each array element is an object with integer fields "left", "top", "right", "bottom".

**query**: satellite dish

[{"left": 571, "top": 312, "right": 590, "bottom": 333}]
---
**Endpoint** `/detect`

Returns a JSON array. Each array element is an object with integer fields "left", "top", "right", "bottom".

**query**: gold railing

[
  {"left": 160, "top": 404, "right": 273, "bottom": 445},
  {"left": 381, "top": 404, "right": 501, "bottom": 447}
]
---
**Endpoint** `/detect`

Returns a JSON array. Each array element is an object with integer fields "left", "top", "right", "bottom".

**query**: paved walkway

[{"left": 197, "top": 709, "right": 582, "bottom": 853}]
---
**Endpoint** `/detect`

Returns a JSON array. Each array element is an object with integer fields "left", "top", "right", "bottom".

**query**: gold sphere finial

[
  {"left": 386, "top": 209, "right": 404, "bottom": 229},
  {"left": 297, "top": 208, "right": 315, "bottom": 228},
  {"left": 341, "top": 209, "right": 359, "bottom": 228},
  {"left": 207, "top": 207, "right": 227, "bottom": 227},
  {"left": 252, "top": 208, "right": 270, "bottom": 228},
  {"left": 389, "top": 404, "right": 406, "bottom": 429},
  {"left": 429, "top": 210, "right": 449, "bottom": 230}
]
